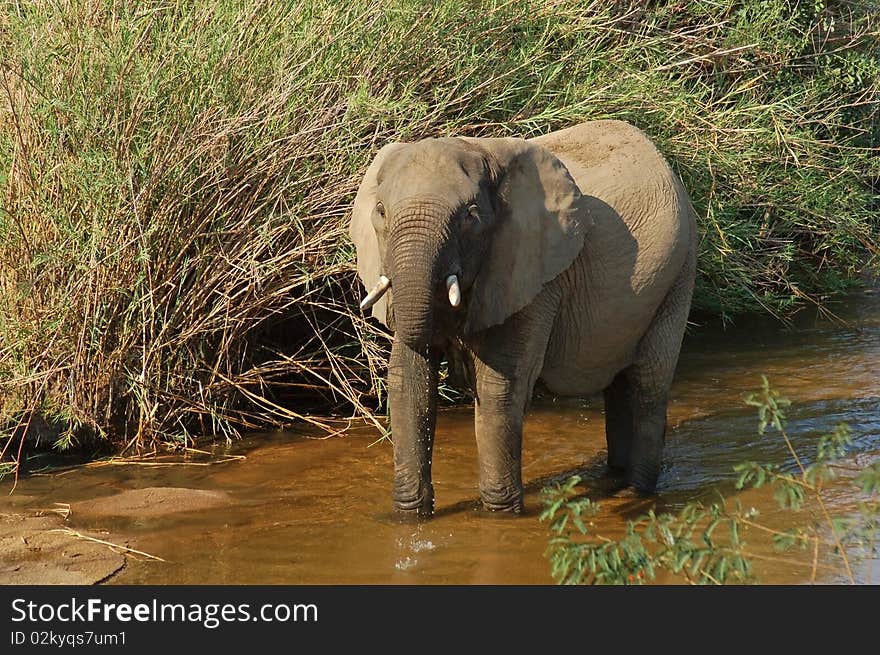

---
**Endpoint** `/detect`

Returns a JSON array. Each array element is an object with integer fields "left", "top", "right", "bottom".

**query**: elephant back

[{"left": 534, "top": 120, "right": 694, "bottom": 295}]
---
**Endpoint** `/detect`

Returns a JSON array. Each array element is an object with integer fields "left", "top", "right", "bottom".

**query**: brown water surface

[{"left": 2, "top": 290, "right": 879, "bottom": 584}]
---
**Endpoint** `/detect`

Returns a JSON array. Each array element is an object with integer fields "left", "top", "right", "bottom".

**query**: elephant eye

[
  {"left": 376, "top": 201, "right": 385, "bottom": 216},
  {"left": 465, "top": 204, "right": 480, "bottom": 222}
]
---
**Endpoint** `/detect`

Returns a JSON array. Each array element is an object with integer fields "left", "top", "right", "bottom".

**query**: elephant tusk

[
  {"left": 446, "top": 274, "right": 461, "bottom": 308},
  {"left": 360, "top": 275, "right": 391, "bottom": 311}
]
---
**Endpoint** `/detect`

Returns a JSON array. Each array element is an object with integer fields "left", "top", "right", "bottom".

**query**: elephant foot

[
  {"left": 612, "top": 486, "right": 651, "bottom": 500},
  {"left": 606, "top": 445, "right": 631, "bottom": 473},
  {"left": 392, "top": 481, "right": 434, "bottom": 518},
  {"left": 479, "top": 485, "right": 524, "bottom": 514},
  {"left": 606, "top": 461, "right": 627, "bottom": 477},
  {"left": 481, "top": 500, "right": 524, "bottom": 514},
  {"left": 625, "top": 462, "right": 660, "bottom": 494}
]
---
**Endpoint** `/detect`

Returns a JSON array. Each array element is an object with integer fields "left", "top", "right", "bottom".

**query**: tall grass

[{"left": 1, "top": 1, "right": 878, "bottom": 459}]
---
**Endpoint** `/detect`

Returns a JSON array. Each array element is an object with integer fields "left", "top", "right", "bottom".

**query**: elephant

[{"left": 349, "top": 120, "right": 697, "bottom": 517}]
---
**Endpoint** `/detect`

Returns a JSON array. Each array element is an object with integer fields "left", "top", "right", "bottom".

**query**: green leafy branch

[
  {"left": 541, "top": 477, "right": 755, "bottom": 585},
  {"left": 735, "top": 375, "right": 864, "bottom": 582},
  {"left": 541, "top": 377, "right": 879, "bottom": 584}
]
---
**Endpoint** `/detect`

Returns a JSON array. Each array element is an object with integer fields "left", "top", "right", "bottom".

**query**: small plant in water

[{"left": 540, "top": 377, "right": 880, "bottom": 584}]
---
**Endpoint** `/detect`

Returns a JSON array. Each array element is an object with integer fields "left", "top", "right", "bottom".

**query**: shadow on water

[
  {"left": 663, "top": 396, "right": 880, "bottom": 496},
  {"left": 424, "top": 451, "right": 619, "bottom": 521},
  {"left": 1, "top": 290, "right": 879, "bottom": 584}
]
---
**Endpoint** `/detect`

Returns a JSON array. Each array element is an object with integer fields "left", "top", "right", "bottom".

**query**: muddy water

[{"left": 3, "top": 289, "right": 879, "bottom": 584}]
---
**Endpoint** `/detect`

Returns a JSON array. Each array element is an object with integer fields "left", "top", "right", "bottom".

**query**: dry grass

[{"left": 49, "top": 528, "right": 166, "bottom": 562}]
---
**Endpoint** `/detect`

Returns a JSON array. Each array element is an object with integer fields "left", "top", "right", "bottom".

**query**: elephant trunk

[
  {"left": 387, "top": 205, "right": 450, "bottom": 351},
  {"left": 389, "top": 272, "right": 435, "bottom": 351}
]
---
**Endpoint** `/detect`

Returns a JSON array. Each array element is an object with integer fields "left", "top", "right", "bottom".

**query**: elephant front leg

[
  {"left": 388, "top": 339, "right": 440, "bottom": 517},
  {"left": 470, "top": 292, "right": 560, "bottom": 513},
  {"left": 474, "top": 371, "right": 525, "bottom": 513}
]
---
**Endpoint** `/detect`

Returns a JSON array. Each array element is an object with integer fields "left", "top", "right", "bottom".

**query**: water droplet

[{"left": 395, "top": 557, "right": 417, "bottom": 571}]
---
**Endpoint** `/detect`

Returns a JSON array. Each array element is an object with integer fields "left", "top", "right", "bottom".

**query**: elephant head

[{"left": 349, "top": 137, "right": 590, "bottom": 349}]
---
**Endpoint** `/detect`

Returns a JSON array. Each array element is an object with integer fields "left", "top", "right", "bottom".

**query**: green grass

[{"left": 0, "top": 1, "right": 878, "bottom": 460}]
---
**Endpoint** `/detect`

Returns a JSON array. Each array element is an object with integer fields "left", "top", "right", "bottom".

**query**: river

[{"left": 2, "top": 289, "right": 878, "bottom": 584}]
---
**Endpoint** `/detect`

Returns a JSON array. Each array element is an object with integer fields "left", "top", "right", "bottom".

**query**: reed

[{"left": 1, "top": 1, "right": 877, "bottom": 463}]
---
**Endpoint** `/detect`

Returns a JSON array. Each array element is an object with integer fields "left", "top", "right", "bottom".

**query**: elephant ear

[
  {"left": 463, "top": 137, "right": 589, "bottom": 334},
  {"left": 349, "top": 142, "right": 404, "bottom": 327}
]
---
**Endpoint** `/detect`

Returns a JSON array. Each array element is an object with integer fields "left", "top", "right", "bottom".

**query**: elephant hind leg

[
  {"left": 602, "top": 361, "right": 671, "bottom": 491},
  {"left": 609, "top": 255, "right": 695, "bottom": 492},
  {"left": 620, "top": 380, "right": 669, "bottom": 492},
  {"left": 603, "top": 369, "right": 635, "bottom": 473}
]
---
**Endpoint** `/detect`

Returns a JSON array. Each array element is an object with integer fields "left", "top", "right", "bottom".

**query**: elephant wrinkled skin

[{"left": 349, "top": 120, "right": 697, "bottom": 516}]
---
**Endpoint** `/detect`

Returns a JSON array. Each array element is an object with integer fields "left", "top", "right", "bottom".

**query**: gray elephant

[{"left": 350, "top": 120, "right": 697, "bottom": 516}]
